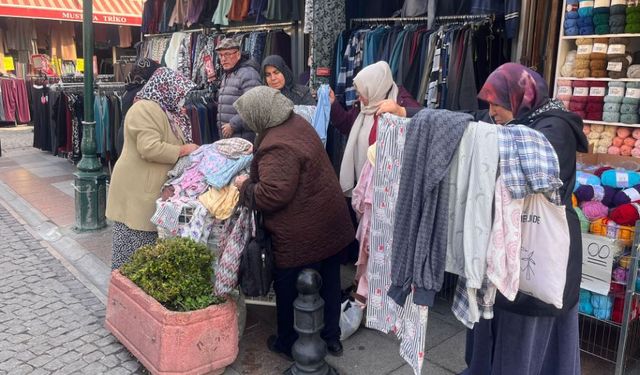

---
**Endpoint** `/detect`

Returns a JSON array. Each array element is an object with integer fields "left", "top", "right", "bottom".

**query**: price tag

[
  {"left": 574, "top": 87, "right": 589, "bottom": 96},
  {"left": 558, "top": 86, "right": 572, "bottom": 96},
  {"left": 3, "top": 57, "right": 14, "bottom": 71},
  {"left": 580, "top": 0, "right": 594, "bottom": 7},
  {"left": 627, "top": 88, "right": 640, "bottom": 98},
  {"left": 616, "top": 172, "right": 630, "bottom": 186},
  {"left": 76, "top": 58, "right": 84, "bottom": 73},
  {"left": 593, "top": 43, "right": 608, "bottom": 54},
  {"left": 609, "top": 87, "right": 625, "bottom": 97},
  {"left": 432, "top": 49, "right": 441, "bottom": 73},
  {"left": 590, "top": 87, "right": 606, "bottom": 96},
  {"left": 608, "top": 44, "right": 626, "bottom": 55},
  {"left": 627, "top": 188, "right": 640, "bottom": 202},
  {"left": 607, "top": 61, "right": 623, "bottom": 72},
  {"left": 581, "top": 234, "right": 617, "bottom": 295},
  {"left": 577, "top": 44, "right": 593, "bottom": 55}
]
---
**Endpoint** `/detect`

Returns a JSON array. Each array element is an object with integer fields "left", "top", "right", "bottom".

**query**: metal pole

[
  {"left": 615, "top": 221, "right": 640, "bottom": 375},
  {"left": 74, "top": 0, "right": 107, "bottom": 231}
]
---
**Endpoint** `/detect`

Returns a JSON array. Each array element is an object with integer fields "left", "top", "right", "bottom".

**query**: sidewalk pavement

[{"left": 0, "top": 125, "right": 616, "bottom": 375}]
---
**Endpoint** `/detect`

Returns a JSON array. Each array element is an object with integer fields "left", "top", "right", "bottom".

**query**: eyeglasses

[{"left": 218, "top": 51, "right": 238, "bottom": 59}]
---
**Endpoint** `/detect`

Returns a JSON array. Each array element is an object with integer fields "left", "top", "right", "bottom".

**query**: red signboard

[{"left": 0, "top": 0, "right": 143, "bottom": 26}]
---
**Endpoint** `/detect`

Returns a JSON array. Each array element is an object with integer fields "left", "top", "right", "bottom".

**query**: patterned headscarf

[
  {"left": 135, "top": 68, "right": 196, "bottom": 142},
  {"left": 478, "top": 63, "right": 550, "bottom": 121},
  {"left": 127, "top": 58, "right": 161, "bottom": 86}
]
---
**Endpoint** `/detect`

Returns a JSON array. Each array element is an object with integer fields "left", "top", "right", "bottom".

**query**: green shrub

[{"left": 120, "top": 237, "right": 225, "bottom": 312}]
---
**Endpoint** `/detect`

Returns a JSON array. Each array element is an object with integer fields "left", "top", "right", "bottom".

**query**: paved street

[{"left": 0, "top": 202, "right": 144, "bottom": 374}]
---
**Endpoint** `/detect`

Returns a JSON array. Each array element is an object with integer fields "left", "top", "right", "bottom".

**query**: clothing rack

[
  {"left": 435, "top": 14, "right": 495, "bottom": 23},
  {"left": 350, "top": 14, "right": 494, "bottom": 28},
  {"left": 143, "top": 21, "right": 297, "bottom": 38}
]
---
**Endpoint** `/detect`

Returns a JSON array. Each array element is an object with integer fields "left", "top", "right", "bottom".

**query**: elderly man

[{"left": 216, "top": 38, "right": 262, "bottom": 141}]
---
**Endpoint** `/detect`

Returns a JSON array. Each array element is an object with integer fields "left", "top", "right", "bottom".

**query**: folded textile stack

[
  {"left": 610, "top": 0, "right": 627, "bottom": 33},
  {"left": 576, "top": 38, "right": 593, "bottom": 77},
  {"left": 557, "top": 79, "right": 573, "bottom": 108},
  {"left": 626, "top": 3, "right": 640, "bottom": 33},
  {"left": 580, "top": 0, "right": 596, "bottom": 34},
  {"left": 587, "top": 81, "right": 607, "bottom": 120},
  {"left": 566, "top": 0, "right": 581, "bottom": 35},
  {"left": 594, "top": 0, "right": 611, "bottom": 34},
  {"left": 570, "top": 80, "right": 590, "bottom": 118},
  {"left": 561, "top": 51, "right": 578, "bottom": 77},
  {"left": 622, "top": 82, "right": 640, "bottom": 124},
  {"left": 591, "top": 38, "right": 609, "bottom": 78}
]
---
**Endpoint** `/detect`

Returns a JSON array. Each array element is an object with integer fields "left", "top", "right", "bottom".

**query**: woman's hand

[
  {"left": 376, "top": 99, "right": 407, "bottom": 117},
  {"left": 221, "top": 123, "right": 234, "bottom": 138},
  {"left": 179, "top": 143, "right": 199, "bottom": 157},
  {"left": 234, "top": 174, "right": 249, "bottom": 189}
]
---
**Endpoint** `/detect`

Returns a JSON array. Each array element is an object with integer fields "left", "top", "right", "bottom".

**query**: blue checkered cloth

[{"left": 497, "top": 125, "right": 562, "bottom": 202}]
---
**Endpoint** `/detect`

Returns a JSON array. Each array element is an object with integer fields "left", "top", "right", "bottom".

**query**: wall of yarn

[
  {"left": 584, "top": 124, "right": 640, "bottom": 155},
  {"left": 574, "top": 161, "right": 640, "bottom": 323},
  {"left": 565, "top": 0, "right": 640, "bottom": 36},
  {"left": 559, "top": 38, "right": 640, "bottom": 79}
]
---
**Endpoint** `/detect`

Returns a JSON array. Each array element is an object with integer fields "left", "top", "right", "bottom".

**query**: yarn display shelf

[
  {"left": 563, "top": 33, "right": 640, "bottom": 40},
  {"left": 578, "top": 312, "right": 623, "bottom": 327},
  {"left": 562, "top": 78, "right": 640, "bottom": 82},
  {"left": 583, "top": 120, "right": 640, "bottom": 128}
]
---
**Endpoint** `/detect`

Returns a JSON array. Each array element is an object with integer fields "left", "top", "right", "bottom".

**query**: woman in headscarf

[
  {"left": 233, "top": 86, "right": 355, "bottom": 361},
  {"left": 106, "top": 68, "right": 199, "bottom": 270},
  {"left": 463, "top": 63, "right": 588, "bottom": 375},
  {"left": 115, "top": 58, "right": 162, "bottom": 156},
  {"left": 331, "top": 61, "right": 422, "bottom": 195},
  {"left": 262, "top": 55, "right": 315, "bottom": 105}
]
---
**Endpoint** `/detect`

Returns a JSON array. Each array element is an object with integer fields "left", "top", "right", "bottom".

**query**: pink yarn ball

[
  {"left": 613, "top": 137, "right": 624, "bottom": 147},
  {"left": 624, "top": 137, "right": 636, "bottom": 147},
  {"left": 609, "top": 146, "right": 621, "bottom": 155},
  {"left": 632, "top": 148, "right": 640, "bottom": 158},
  {"left": 633, "top": 129, "right": 640, "bottom": 140},
  {"left": 622, "top": 145, "right": 633, "bottom": 156},
  {"left": 580, "top": 201, "right": 610, "bottom": 221},
  {"left": 636, "top": 139, "right": 640, "bottom": 148},
  {"left": 618, "top": 128, "right": 632, "bottom": 138},
  {"left": 584, "top": 124, "right": 591, "bottom": 135}
]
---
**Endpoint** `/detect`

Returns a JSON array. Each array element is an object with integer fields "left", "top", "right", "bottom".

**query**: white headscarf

[{"left": 340, "top": 61, "right": 398, "bottom": 195}]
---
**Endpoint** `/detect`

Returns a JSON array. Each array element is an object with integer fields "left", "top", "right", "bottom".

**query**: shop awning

[{"left": 0, "top": 0, "right": 143, "bottom": 26}]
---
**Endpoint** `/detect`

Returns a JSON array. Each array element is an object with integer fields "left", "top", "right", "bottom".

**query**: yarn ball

[
  {"left": 594, "top": 166, "right": 614, "bottom": 177},
  {"left": 613, "top": 137, "right": 624, "bottom": 147},
  {"left": 592, "top": 124, "right": 606, "bottom": 132},
  {"left": 609, "top": 146, "right": 621, "bottom": 155},
  {"left": 603, "top": 126, "right": 618, "bottom": 136},
  {"left": 618, "top": 127, "right": 632, "bottom": 138},
  {"left": 584, "top": 124, "right": 591, "bottom": 135},
  {"left": 613, "top": 267, "right": 628, "bottom": 283},
  {"left": 601, "top": 169, "right": 640, "bottom": 188},
  {"left": 573, "top": 193, "right": 578, "bottom": 207},
  {"left": 633, "top": 129, "right": 640, "bottom": 139},
  {"left": 621, "top": 144, "right": 633, "bottom": 156},
  {"left": 580, "top": 289, "right": 594, "bottom": 315},
  {"left": 612, "top": 184, "right": 640, "bottom": 206},
  {"left": 580, "top": 201, "right": 610, "bottom": 221},
  {"left": 610, "top": 203, "right": 640, "bottom": 226},
  {"left": 591, "top": 294, "right": 613, "bottom": 321},
  {"left": 624, "top": 137, "right": 636, "bottom": 147},
  {"left": 633, "top": 148, "right": 640, "bottom": 158}
]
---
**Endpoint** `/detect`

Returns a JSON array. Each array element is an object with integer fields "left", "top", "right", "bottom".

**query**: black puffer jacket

[{"left": 217, "top": 54, "right": 262, "bottom": 141}]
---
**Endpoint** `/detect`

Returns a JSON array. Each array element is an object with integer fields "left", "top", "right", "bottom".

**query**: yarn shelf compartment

[
  {"left": 563, "top": 33, "right": 640, "bottom": 40},
  {"left": 583, "top": 120, "right": 640, "bottom": 128},
  {"left": 562, "top": 78, "right": 640, "bottom": 82}
]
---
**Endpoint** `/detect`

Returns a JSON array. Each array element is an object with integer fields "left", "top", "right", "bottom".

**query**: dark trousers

[{"left": 272, "top": 251, "right": 342, "bottom": 354}]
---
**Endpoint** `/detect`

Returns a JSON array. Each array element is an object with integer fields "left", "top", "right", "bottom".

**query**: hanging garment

[
  {"left": 367, "top": 114, "right": 428, "bottom": 375},
  {"left": 215, "top": 207, "right": 252, "bottom": 295},
  {"left": 169, "top": 0, "right": 189, "bottom": 27},
  {"left": 50, "top": 22, "right": 77, "bottom": 60},
  {"left": 389, "top": 110, "right": 471, "bottom": 308},
  {"left": 212, "top": 0, "right": 233, "bottom": 25},
  {"left": 228, "top": 0, "right": 251, "bottom": 21},
  {"left": 352, "top": 147, "right": 375, "bottom": 299}
]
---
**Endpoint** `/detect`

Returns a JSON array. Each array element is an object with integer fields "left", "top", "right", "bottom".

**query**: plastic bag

[{"left": 339, "top": 299, "right": 364, "bottom": 341}]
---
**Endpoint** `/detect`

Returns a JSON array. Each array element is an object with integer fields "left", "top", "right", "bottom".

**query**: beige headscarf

[
  {"left": 233, "top": 86, "right": 294, "bottom": 146},
  {"left": 340, "top": 61, "right": 398, "bottom": 195}
]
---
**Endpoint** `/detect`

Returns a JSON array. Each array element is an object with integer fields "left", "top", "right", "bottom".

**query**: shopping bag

[
  {"left": 339, "top": 299, "right": 364, "bottom": 341},
  {"left": 519, "top": 193, "right": 570, "bottom": 309}
]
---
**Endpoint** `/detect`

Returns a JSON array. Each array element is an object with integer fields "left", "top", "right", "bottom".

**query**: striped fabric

[
  {"left": 0, "top": 0, "right": 143, "bottom": 26},
  {"left": 367, "top": 114, "right": 428, "bottom": 375}
]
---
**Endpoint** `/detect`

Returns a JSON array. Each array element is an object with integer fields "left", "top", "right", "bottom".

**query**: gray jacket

[{"left": 217, "top": 55, "right": 262, "bottom": 141}]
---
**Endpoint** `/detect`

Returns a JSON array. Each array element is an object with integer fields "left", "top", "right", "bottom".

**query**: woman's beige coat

[{"left": 106, "top": 100, "right": 183, "bottom": 231}]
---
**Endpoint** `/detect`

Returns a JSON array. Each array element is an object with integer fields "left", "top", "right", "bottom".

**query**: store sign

[
  {"left": 76, "top": 58, "right": 84, "bottom": 73},
  {"left": 581, "top": 233, "right": 617, "bottom": 295},
  {"left": 3, "top": 57, "right": 14, "bottom": 71}
]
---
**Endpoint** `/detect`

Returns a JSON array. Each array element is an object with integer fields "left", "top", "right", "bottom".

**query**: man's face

[{"left": 218, "top": 48, "right": 241, "bottom": 71}]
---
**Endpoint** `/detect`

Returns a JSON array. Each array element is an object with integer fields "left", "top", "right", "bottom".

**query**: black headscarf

[{"left": 261, "top": 55, "right": 315, "bottom": 105}]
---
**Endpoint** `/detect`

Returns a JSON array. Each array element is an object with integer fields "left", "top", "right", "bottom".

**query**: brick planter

[{"left": 105, "top": 270, "right": 238, "bottom": 375}]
